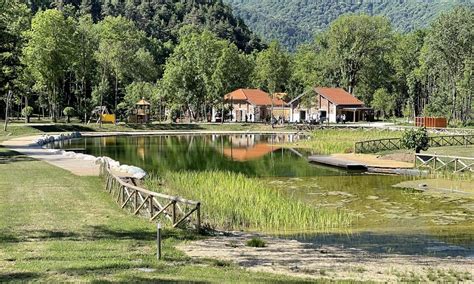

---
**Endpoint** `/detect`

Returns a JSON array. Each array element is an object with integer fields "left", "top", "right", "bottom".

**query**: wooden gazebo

[{"left": 129, "top": 98, "right": 151, "bottom": 123}]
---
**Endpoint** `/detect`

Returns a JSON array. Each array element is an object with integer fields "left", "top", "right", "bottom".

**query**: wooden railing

[
  {"left": 99, "top": 162, "right": 201, "bottom": 230},
  {"left": 354, "top": 138, "right": 402, "bottom": 153},
  {"left": 415, "top": 154, "right": 474, "bottom": 173},
  {"left": 355, "top": 134, "right": 474, "bottom": 154},
  {"left": 428, "top": 135, "right": 474, "bottom": 148}
]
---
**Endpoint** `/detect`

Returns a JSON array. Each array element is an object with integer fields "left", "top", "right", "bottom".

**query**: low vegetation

[
  {"left": 246, "top": 237, "right": 267, "bottom": 248},
  {"left": 401, "top": 127, "right": 429, "bottom": 153},
  {"left": 284, "top": 129, "right": 403, "bottom": 154},
  {"left": 145, "top": 171, "right": 353, "bottom": 232},
  {"left": 0, "top": 147, "right": 312, "bottom": 282}
]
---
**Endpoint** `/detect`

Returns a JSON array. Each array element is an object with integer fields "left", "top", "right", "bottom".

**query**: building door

[{"left": 300, "top": 110, "right": 306, "bottom": 121}]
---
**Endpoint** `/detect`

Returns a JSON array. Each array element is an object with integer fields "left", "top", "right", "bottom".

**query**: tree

[
  {"left": 372, "top": 88, "right": 396, "bottom": 120},
  {"left": 22, "top": 9, "right": 76, "bottom": 121},
  {"left": 419, "top": 6, "right": 473, "bottom": 122},
  {"left": 253, "top": 41, "right": 290, "bottom": 125},
  {"left": 0, "top": 0, "right": 30, "bottom": 119},
  {"left": 72, "top": 15, "right": 98, "bottom": 122},
  {"left": 401, "top": 127, "right": 429, "bottom": 153},
  {"left": 390, "top": 30, "right": 426, "bottom": 117},
  {"left": 160, "top": 29, "right": 249, "bottom": 121},
  {"left": 291, "top": 44, "right": 321, "bottom": 94},
  {"left": 320, "top": 15, "right": 393, "bottom": 97},
  {"left": 63, "top": 106, "right": 75, "bottom": 123},
  {"left": 21, "top": 106, "right": 34, "bottom": 123},
  {"left": 95, "top": 16, "right": 155, "bottom": 113}
]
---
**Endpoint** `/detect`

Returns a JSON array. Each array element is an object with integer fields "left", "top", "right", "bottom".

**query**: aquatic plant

[{"left": 145, "top": 171, "right": 353, "bottom": 232}]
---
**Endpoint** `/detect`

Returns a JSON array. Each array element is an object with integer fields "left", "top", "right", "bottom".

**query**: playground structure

[
  {"left": 89, "top": 106, "right": 116, "bottom": 124},
  {"left": 129, "top": 98, "right": 151, "bottom": 124}
]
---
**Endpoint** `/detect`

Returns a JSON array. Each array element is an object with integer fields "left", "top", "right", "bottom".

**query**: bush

[
  {"left": 21, "top": 106, "right": 34, "bottom": 123},
  {"left": 246, "top": 237, "right": 266, "bottom": 248},
  {"left": 400, "top": 127, "right": 429, "bottom": 153},
  {"left": 63, "top": 107, "right": 75, "bottom": 123}
]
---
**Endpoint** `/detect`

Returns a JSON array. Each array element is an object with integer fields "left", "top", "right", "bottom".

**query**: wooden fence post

[
  {"left": 196, "top": 203, "right": 201, "bottom": 231},
  {"left": 172, "top": 200, "right": 177, "bottom": 225}
]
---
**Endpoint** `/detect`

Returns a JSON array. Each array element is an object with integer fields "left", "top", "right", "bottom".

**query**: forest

[
  {"left": 224, "top": 0, "right": 473, "bottom": 50},
  {"left": 0, "top": 0, "right": 473, "bottom": 125}
]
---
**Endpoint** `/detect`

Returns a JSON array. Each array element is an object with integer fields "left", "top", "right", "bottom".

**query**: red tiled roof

[
  {"left": 225, "top": 89, "right": 287, "bottom": 106},
  {"left": 315, "top": 87, "right": 364, "bottom": 106},
  {"left": 222, "top": 143, "right": 279, "bottom": 161}
]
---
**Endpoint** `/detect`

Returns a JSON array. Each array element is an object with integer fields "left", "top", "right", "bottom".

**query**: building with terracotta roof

[
  {"left": 217, "top": 89, "right": 288, "bottom": 122},
  {"left": 315, "top": 87, "right": 373, "bottom": 123}
]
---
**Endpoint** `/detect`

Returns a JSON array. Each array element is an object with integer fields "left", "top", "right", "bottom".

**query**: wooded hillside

[{"left": 224, "top": 0, "right": 473, "bottom": 50}]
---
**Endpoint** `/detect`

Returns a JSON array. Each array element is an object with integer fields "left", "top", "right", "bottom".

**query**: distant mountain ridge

[{"left": 224, "top": 0, "right": 473, "bottom": 50}]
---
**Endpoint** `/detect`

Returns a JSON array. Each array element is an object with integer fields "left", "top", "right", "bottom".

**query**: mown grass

[
  {"left": 0, "top": 121, "right": 294, "bottom": 137},
  {"left": 0, "top": 147, "right": 315, "bottom": 283},
  {"left": 283, "top": 129, "right": 403, "bottom": 154},
  {"left": 145, "top": 171, "right": 353, "bottom": 232}
]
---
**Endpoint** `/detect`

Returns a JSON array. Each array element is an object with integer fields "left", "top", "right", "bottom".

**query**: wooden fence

[
  {"left": 354, "top": 138, "right": 402, "bottom": 153},
  {"left": 415, "top": 154, "right": 474, "bottom": 173},
  {"left": 354, "top": 134, "right": 474, "bottom": 154},
  {"left": 99, "top": 162, "right": 201, "bottom": 230}
]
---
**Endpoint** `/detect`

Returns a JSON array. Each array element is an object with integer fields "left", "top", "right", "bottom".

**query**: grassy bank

[
  {"left": 282, "top": 129, "right": 403, "bottom": 154},
  {"left": 0, "top": 121, "right": 294, "bottom": 136},
  {"left": 0, "top": 147, "right": 313, "bottom": 282},
  {"left": 146, "top": 171, "right": 353, "bottom": 232}
]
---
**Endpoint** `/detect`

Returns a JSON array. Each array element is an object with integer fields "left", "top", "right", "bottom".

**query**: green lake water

[{"left": 51, "top": 134, "right": 474, "bottom": 257}]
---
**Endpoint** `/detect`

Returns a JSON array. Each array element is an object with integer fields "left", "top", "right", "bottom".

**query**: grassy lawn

[
  {"left": 0, "top": 122, "right": 296, "bottom": 143},
  {"left": 424, "top": 145, "right": 474, "bottom": 158},
  {"left": 0, "top": 147, "right": 313, "bottom": 283},
  {"left": 283, "top": 129, "right": 403, "bottom": 154}
]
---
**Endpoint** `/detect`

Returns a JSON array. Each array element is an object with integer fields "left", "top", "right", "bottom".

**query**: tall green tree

[
  {"left": 419, "top": 6, "right": 473, "bottom": 121},
  {"left": 390, "top": 30, "right": 426, "bottom": 116},
  {"left": 73, "top": 14, "right": 97, "bottom": 121},
  {"left": 253, "top": 41, "right": 290, "bottom": 125},
  {"left": 160, "top": 29, "right": 250, "bottom": 121},
  {"left": 253, "top": 41, "right": 290, "bottom": 94},
  {"left": 320, "top": 14, "right": 393, "bottom": 99},
  {"left": 372, "top": 88, "right": 396, "bottom": 119},
  {"left": 22, "top": 9, "right": 76, "bottom": 121},
  {"left": 95, "top": 15, "right": 156, "bottom": 112},
  {"left": 0, "top": 0, "right": 30, "bottom": 110}
]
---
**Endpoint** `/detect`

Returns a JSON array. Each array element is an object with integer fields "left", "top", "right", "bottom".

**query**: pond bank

[{"left": 178, "top": 232, "right": 474, "bottom": 282}]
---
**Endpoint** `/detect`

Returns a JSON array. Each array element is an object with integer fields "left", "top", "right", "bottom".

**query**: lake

[{"left": 50, "top": 133, "right": 474, "bottom": 257}]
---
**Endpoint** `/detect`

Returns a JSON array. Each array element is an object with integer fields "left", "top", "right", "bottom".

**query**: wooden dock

[
  {"left": 308, "top": 155, "right": 367, "bottom": 170},
  {"left": 309, "top": 153, "right": 414, "bottom": 172}
]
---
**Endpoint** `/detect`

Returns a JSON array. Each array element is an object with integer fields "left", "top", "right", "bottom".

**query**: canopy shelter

[
  {"left": 129, "top": 98, "right": 151, "bottom": 123},
  {"left": 340, "top": 107, "right": 374, "bottom": 122}
]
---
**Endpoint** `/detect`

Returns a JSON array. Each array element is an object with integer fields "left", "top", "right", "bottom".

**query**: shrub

[
  {"left": 63, "top": 107, "right": 75, "bottom": 123},
  {"left": 401, "top": 127, "right": 429, "bottom": 153},
  {"left": 246, "top": 237, "right": 266, "bottom": 248},
  {"left": 21, "top": 106, "right": 34, "bottom": 123}
]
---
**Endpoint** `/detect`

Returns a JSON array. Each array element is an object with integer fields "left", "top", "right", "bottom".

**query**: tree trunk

[
  {"left": 114, "top": 74, "right": 118, "bottom": 113},
  {"left": 3, "top": 91, "right": 12, "bottom": 131}
]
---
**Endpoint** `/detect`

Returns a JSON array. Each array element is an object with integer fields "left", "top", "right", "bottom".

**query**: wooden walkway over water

[{"left": 309, "top": 154, "right": 414, "bottom": 171}]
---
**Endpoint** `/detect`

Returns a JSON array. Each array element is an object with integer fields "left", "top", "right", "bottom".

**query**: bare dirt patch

[{"left": 178, "top": 233, "right": 474, "bottom": 282}]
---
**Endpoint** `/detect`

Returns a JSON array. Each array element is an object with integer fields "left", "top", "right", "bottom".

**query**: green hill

[{"left": 224, "top": 0, "right": 472, "bottom": 50}]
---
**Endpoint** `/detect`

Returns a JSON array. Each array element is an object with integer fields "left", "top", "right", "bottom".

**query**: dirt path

[
  {"left": 1, "top": 135, "right": 100, "bottom": 176},
  {"left": 179, "top": 233, "right": 474, "bottom": 282}
]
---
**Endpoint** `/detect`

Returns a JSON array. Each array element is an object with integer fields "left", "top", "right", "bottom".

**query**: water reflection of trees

[{"left": 72, "top": 135, "right": 343, "bottom": 177}]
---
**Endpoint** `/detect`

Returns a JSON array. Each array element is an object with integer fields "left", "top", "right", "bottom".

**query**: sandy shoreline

[{"left": 178, "top": 232, "right": 474, "bottom": 282}]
